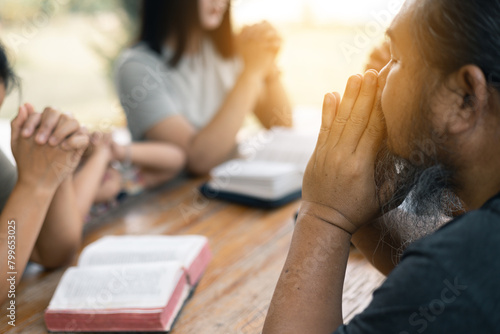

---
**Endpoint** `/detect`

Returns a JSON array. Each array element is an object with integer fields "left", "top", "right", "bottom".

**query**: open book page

[
  {"left": 47, "top": 262, "right": 184, "bottom": 311},
  {"left": 78, "top": 235, "right": 207, "bottom": 269},
  {"left": 239, "top": 127, "right": 317, "bottom": 172}
]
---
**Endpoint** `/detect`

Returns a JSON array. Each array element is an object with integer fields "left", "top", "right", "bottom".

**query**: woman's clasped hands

[{"left": 11, "top": 103, "right": 89, "bottom": 192}]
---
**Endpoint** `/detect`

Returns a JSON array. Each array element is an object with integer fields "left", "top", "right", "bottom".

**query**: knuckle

[
  {"left": 350, "top": 161, "right": 364, "bottom": 177},
  {"left": 360, "top": 85, "right": 373, "bottom": 96},
  {"left": 330, "top": 152, "right": 345, "bottom": 167},
  {"left": 360, "top": 87, "right": 376, "bottom": 98},
  {"left": 71, "top": 119, "right": 80, "bottom": 128},
  {"left": 349, "top": 115, "right": 366, "bottom": 126},
  {"left": 334, "top": 116, "right": 348, "bottom": 126},
  {"left": 40, "top": 122, "right": 52, "bottom": 131},
  {"left": 43, "top": 107, "right": 55, "bottom": 115},
  {"left": 366, "top": 124, "right": 384, "bottom": 138},
  {"left": 28, "top": 113, "right": 40, "bottom": 122}
]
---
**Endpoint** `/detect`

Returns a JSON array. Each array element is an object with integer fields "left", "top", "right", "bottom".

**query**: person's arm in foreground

[
  {"left": 31, "top": 177, "right": 83, "bottom": 268},
  {"left": 29, "top": 108, "right": 89, "bottom": 268},
  {"left": 0, "top": 105, "right": 88, "bottom": 303},
  {"left": 146, "top": 22, "right": 287, "bottom": 175},
  {"left": 263, "top": 70, "right": 386, "bottom": 333}
]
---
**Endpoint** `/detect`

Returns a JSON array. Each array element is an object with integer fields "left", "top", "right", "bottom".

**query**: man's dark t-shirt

[{"left": 335, "top": 192, "right": 500, "bottom": 334}]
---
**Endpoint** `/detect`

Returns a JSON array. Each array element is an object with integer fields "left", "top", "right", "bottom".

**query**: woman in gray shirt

[{"left": 115, "top": 0, "right": 292, "bottom": 176}]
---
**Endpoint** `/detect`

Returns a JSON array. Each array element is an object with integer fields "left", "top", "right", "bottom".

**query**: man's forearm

[{"left": 263, "top": 211, "right": 351, "bottom": 334}]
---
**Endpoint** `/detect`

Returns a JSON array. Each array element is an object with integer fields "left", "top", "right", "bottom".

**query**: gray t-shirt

[
  {"left": 114, "top": 39, "right": 242, "bottom": 141},
  {"left": 0, "top": 149, "right": 17, "bottom": 212}
]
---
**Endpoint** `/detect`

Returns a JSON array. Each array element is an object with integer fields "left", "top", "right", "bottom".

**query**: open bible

[
  {"left": 200, "top": 128, "right": 317, "bottom": 208},
  {"left": 44, "top": 235, "right": 211, "bottom": 333}
]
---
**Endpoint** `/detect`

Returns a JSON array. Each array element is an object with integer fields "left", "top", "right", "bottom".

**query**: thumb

[{"left": 11, "top": 104, "right": 28, "bottom": 141}]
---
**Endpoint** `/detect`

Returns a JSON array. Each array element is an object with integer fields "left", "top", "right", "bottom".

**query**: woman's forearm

[
  {"left": 187, "top": 69, "right": 265, "bottom": 175},
  {"left": 32, "top": 178, "right": 83, "bottom": 269},
  {"left": 254, "top": 73, "right": 293, "bottom": 129},
  {"left": 73, "top": 149, "right": 111, "bottom": 218},
  {"left": 128, "top": 142, "right": 186, "bottom": 171},
  {"left": 0, "top": 182, "right": 55, "bottom": 303},
  {"left": 263, "top": 211, "right": 351, "bottom": 334}
]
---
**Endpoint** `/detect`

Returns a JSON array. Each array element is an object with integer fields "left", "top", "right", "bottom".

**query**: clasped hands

[
  {"left": 237, "top": 21, "right": 282, "bottom": 79},
  {"left": 11, "top": 103, "right": 89, "bottom": 191},
  {"left": 301, "top": 70, "right": 389, "bottom": 235}
]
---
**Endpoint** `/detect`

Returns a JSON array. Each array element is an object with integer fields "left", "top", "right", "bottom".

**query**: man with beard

[{"left": 263, "top": 0, "right": 500, "bottom": 333}]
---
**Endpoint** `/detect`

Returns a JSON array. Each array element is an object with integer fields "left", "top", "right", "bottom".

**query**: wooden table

[{"left": 1, "top": 177, "right": 385, "bottom": 334}]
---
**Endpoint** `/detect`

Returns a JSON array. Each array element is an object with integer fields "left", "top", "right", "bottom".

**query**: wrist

[
  {"left": 299, "top": 201, "right": 359, "bottom": 235},
  {"left": 120, "top": 144, "right": 132, "bottom": 167},
  {"left": 16, "top": 177, "right": 58, "bottom": 198},
  {"left": 240, "top": 69, "right": 266, "bottom": 98},
  {"left": 265, "top": 65, "right": 282, "bottom": 84},
  {"left": 116, "top": 145, "right": 127, "bottom": 162},
  {"left": 241, "top": 66, "right": 267, "bottom": 83},
  {"left": 94, "top": 145, "right": 112, "bottom": 161}
]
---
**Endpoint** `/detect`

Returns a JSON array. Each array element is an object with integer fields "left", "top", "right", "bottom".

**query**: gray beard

[
  {"left": 374, "top": 140, "right": 464, "bottom": 251},
  {"left": 373, "top": 89, "right": 467, "bottom": 250}
]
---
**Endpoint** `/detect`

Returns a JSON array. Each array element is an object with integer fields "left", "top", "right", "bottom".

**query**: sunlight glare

[{"left": 233, "top": 0, "right": 401, "bottom": 25}]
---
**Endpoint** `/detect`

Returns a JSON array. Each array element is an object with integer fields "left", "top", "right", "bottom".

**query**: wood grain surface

[{"left": 0, "top": 177, "right": 385, "bottom": 334}]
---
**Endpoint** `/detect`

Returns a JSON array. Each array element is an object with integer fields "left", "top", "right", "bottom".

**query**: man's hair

[
  {"left": 0, "top": 42, "right": 19, "bottom": 93},
  {"left": 412, "top": 0, "right": 500, "bottom": 92},
  {"left": 138, "top": 0, "right": 235, "bottom": 68}
]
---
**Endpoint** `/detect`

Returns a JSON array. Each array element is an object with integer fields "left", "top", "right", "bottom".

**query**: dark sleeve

[
  {"left": 0, "top": 149, "right": 17, "bottom": 212},
  {"left": 333, "top": 244, "right": 490, "bottom": 334}
]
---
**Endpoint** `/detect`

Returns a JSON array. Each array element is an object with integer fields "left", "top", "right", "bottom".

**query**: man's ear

[{"left": 447, "top": 65, "right": 489, "bottom": 134}]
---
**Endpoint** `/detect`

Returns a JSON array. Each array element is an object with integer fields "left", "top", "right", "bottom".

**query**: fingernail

[
  {"left": 37, "top": 134, "right": 47, "bottom": 142},
  {"left": 325, "top": 94, "right": 332, "bottom": 106},
  {"left": 23, "top": 128, "right": 31, "bottom": 136},
  {"left": 349, "top": 76, "right": 361, "bottom": 88},
  {"left": 367, "top": 70, "right": 379, "bottom": 82},
  {"left": 49, "top": 137, "right": 58, "bottom": 145}
]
